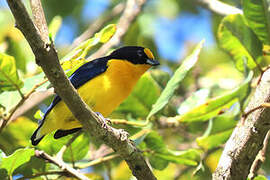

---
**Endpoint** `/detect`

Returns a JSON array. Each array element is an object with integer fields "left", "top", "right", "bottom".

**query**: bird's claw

[{"left": 95, "top": 112, "right": 111, "bottom": 129}]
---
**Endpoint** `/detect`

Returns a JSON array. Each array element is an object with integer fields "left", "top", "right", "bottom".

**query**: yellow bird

[{"left": 31, "top": 46, "right": 159, "bottom": 145}]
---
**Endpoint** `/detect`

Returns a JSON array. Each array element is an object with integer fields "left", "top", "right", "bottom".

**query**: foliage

[{"left": 0, "top": 0, "right": 270, "bottom": 179}]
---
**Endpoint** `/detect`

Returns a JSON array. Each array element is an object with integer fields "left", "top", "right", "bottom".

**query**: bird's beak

[{"left": 146, "top": 59, "right": 160, "bottom": 66}]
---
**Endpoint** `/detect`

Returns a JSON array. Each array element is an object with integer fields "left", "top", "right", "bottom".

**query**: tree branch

[
  {"left": 213, "top": 69, "right": 270, "bottom": 180},
  {"left": 249, "top": 130, "right": 270, "bottom": 179},
  {"left": 70, "top": 2, "right": 125, "bottom": 49},
  {"left": 89, "top": 0, "right": 147, "bottom": 60},
  {"left": 6, "top": 0, "right": 156, "bottom": 179},
  {"left": 30, "top": 0, "right": 49, "bottom": 43},
  {"left": 35, "top": 150, "right": 88, "bottom": 180},
  {"left": 195, "top": 0, "right": 242, "bottom": 16},
  {"left": 17, "top": 170, "right": 68, "bottom": 180}
]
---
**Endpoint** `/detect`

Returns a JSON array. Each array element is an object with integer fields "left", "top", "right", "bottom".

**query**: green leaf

[
  {"left": 0, "top": 91, "right": 21, "bottom": 112},
  {"left": 48, "top": 15, "right": 62, "bottom": 40},
  {"left": 61, "top": 24, "right": 116, "bottom": 63},
  {"left": 197, "top": 129, "right": 233, "bottom": 150},
  {"left": 0, "top": 148, "right": 34, "bottom": 176},
  {"left": 218, "top": 14, "right": 262, "bottom": 71},
  {"left": 147, "top": 40, "right": 204, "bottom": 120},
  {"left": 0, "top": 73, "right": 48, "bottom": 112},
  {"left": 144, "top": 131, "right": 167, "bottom": 153},
  {"left": 0, "top": 53, "right": 23, "bottom": 93},
  {"left": 0, "top": 149, "right": 6, "bottom": 163},
  {"left": 60, "top": 24, "right": 116, "bottom": 78},
  {"left": 243, "top": 0, "right": 270, "bottom": 45},
  {"left": 149, "top": 155, "right": 169, "bottom": 170},
  {"left": 178, "top": 89, "right": 210, "bottom": 115},
  {"left": 114, "top": 73, "right": 160, "bottom": 118},
  {"left": 155, "top": 149, "right": 200, "bottom": 166},
  {"left": 0, "top": 149, "right": 7, "bottom": 179},
  {"left": 0, "top": 117, "right": 37, "bottom": 154},
  {"left": 63, "top": 133, "right": 90, "bottom": 162},
  {"left": 37, "top": 133, "right": 73, "bottom": 155},
  {"left": 253, "top": 175, "right": 268, "bottom": 180},
  {"left": 95, "top": 23, "right": 117, "bottom": 43},
  {"left": 173, "top": 71, "right": 252, "bottom": 122},
  {"left": 149, "top": 69, "right": 170, "bottom": 89},
  {"left": 62, "top": 58, "right": 87, "bottom": 77},
  {"left": 144, "top": 132, "right": 201, "bottom": 168},
  {"left": 13, "top": 156, "right": 46, "bottom": 177}
]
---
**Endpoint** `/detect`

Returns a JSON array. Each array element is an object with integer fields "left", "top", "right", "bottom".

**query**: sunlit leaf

[
  {"left": 178, "top": 89, "right": 210, "bottom": 115},
  {"left": 205, "top": 149, "right": 222, "bottom": 173},
  {"left": 253, "top": 175, "right": 268, "bottom": 180},
  {"left": 171, "top": 71, "right": 252, "bottom": 123},
  {"left": 218, "top": 14, "right": 262, "bottom": 71},
  {"left": 0, "top": 52, "right": 23, "bottom": 93},
  {"left": 60, "top": 24, "right": 116, "bottom": 78},
  {"left": 62, "top": 58, "right": 87, "bottom": 77},
  {"left": 95, "top": 23, "right": 117, "bottom": 43},
  {"left": 156, "top": 148, "right": 201, "bottom": 166},
  {"left": 0, "top": 91, "right": 21, "bottom": 113},
  {"left": 0, "top": 148, "right": 34, "bottom": 176},
  {"left": 0, "top": 149, "right": 6, "bottom": 162},
  {"left": 0, "top": 117, "right": 37, "bottom": 154},
  {"left": 243, "top": 0, "right": 270, "bottom": 44},
  {"left": 147, "top": 40, "right": 204, "bottom": 120},
  {"left": 112, "top": 161, "right": 132, "bottom": 180},
  {"left": 153, "top": 164, "right": 177, "bottom": 180},
  {"left": 197, "top": 129, "right": 233, "bottom": 150},
  {"left": 49, "top": 15, "right": 62, "bottom": 40},
  {"left": 61, "top": 24, "right": 116, "bottom": 63},
  {"left": 0, "top": 73, "right": 48, "bottom": 112}
]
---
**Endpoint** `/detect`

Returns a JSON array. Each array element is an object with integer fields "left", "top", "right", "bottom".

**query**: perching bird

[{"left": 31, "top": 46, "right": 159, "bottom": 145}]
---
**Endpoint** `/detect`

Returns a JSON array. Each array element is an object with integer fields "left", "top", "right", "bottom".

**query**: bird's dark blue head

[{"left": 108, "top": 46, "right": 160, "bottom": 66}]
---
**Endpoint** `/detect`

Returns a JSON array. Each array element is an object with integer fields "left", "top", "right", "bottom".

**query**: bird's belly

[
  {"left": 44, "top": 73, "right": 132, "bottom": 132},
  {"left": 78, "top": 74, "right": 131, "bottom": 117}
]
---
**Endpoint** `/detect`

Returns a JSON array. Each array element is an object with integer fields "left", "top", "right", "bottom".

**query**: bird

[{"left": 31, "top": 46, "right": 159, "bottom": 145}]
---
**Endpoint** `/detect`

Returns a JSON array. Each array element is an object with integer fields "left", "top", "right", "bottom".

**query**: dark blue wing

[{"left": 42, "top": 57, "right": 109, "bottom": 119}]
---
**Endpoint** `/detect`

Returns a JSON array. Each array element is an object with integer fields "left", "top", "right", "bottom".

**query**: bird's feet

[{"left": 95, "top": 112, "right": 111, "bottom": 129}]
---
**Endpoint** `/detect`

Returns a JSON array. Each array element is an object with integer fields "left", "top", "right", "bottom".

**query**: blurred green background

[{"left": 1, "top": 0, "right": 269, "bottom": 179}]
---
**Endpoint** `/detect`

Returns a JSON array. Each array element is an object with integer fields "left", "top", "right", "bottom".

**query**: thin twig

[
  {"left": 249, "top": 130, "right": 270, "bottom": 179},
  {"left": 111, "top": 119, "right": 148, "bottom": 127},
  {"left": 88, "top": 0, "right": 147, "bottom": 60},
  {"left": 78, "top": 154, "right": 119, "bottom": 169},
  {"left": 35, "top": 150, "right": 89, "bottom": 180},
  {"left": 56, "top": 131, "right": 82, "bottom": 160},
  {"left": 70, "top": 2, "right": 125, "bottom": 49},
  {"left": 0, "top": 79, "right": 48, "bottom": 132},
  {"left": 195, "top": 0, "right": 242, "bottom": 16},
  {"left": 6, "top": 1, "right": 156, "bottom": 179},
  {"left": 16, "top": 170, "right": 68, "bottom": 180},
  {"left": 242, "top": 103, "right": 270, "bottom": 121},
  {"left": 0, "top": 70, "right": 24, "bottom": 98}
]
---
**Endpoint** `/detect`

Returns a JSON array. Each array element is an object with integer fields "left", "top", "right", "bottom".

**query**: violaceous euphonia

[{"left": 31, "top": 46, "right": 159, "bottom": 145}]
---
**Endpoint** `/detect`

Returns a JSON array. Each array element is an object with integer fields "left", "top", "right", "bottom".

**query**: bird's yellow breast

[{"left": 40, "top": 59, "right": 151, "bottom": 134}]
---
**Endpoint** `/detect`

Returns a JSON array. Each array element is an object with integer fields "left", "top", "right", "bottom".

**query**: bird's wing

[{"left": 43, "top": 57, "right": 109, "bottom": 119}]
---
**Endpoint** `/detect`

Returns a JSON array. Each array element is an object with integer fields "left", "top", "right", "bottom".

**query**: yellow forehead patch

[{"left": 144, "top": 48, "right": 154, "bottom": 59}]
